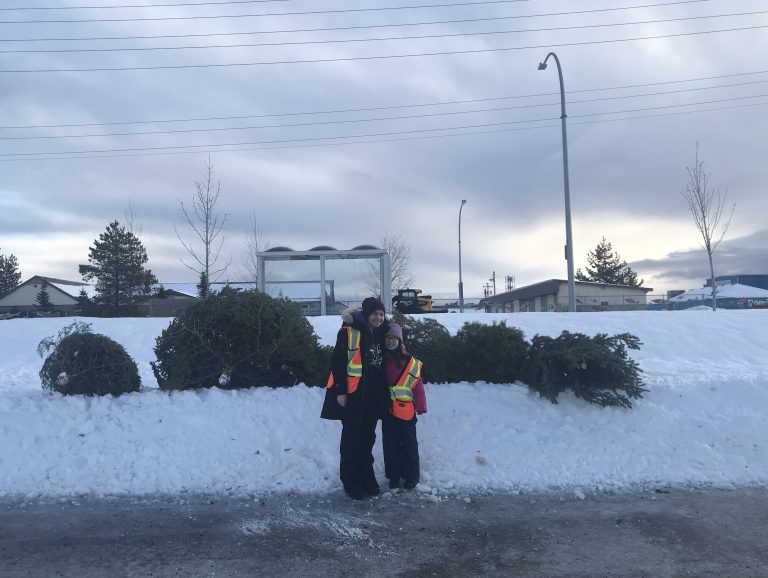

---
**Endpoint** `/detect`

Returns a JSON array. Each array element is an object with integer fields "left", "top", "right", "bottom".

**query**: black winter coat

[{"left": 320, "top": 311, "right": 390, "bottom": 421}]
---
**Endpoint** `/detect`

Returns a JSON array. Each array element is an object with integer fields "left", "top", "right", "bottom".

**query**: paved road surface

[{"left": 2, "top": 488, "right": 767, "bottom": 577}]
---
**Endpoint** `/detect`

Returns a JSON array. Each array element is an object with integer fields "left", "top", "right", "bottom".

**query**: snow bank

[{"left": 1, "top": 311, "right": 767, "bottom": 498}]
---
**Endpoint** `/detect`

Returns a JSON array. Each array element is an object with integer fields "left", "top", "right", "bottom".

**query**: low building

[
  {"left": 0, "top": 276, "right": 93, "bottom": 317},
  {"left": 479, "top": 279, "right": 653, "bottom": 312}
]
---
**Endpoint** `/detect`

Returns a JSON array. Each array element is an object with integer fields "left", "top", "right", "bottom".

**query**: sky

[
  {"left": 1, "top": 0, "right": 767, "bottom": 300},
  {"left": 2, "top": 309, "right": 768, "bottom": 497}
]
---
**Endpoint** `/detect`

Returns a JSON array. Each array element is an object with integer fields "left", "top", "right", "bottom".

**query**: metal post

[
  {"left": 319, "top": 255, "right": 326, "bottom": 316},
  {"left": 458, "top": 199, "right": 467, "bottom": 312},
  {"left": 539, "top": 52, "right": 576, "bottom": 312}
]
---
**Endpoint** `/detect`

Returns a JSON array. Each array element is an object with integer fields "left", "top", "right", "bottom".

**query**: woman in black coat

[{"left": 321, "top": 297, "right": 391, "bottom": 499}]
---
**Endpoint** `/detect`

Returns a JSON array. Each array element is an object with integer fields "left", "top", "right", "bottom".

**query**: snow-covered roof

[
  {"left": 47, "top": 281, "right": 97, "bottom": 299},
  {"left": 670, "top": 283, "right": 768, "bottom": 302}
]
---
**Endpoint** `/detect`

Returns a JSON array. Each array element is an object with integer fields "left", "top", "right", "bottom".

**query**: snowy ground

[{"left": 1, "top": 311, "right": 767, "bottom": 499}]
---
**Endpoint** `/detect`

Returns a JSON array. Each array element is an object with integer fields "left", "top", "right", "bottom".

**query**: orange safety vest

[
  {"left": 326, "top": 326, "right": 363, "bottom": 394},
  {"left": 389, "top": 356, "right": 423, "bottom": 421}
]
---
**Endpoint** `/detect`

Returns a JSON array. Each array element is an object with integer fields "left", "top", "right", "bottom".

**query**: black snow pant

[
  {"left": 382, "top": 413, "right": 420, "bottom": 484},
  {"left": 339, "top": 406, "right": 380, "bottom": 493}
]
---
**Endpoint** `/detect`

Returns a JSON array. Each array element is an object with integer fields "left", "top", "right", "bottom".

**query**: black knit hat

[{"left": 362, "top": 296, "right": 386, "bottom": 317}]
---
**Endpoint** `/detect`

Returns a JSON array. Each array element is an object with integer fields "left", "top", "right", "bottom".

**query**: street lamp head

[
  {"left": 537, "top": 62, "right": 547, "bottom": 71},
  {"left": 461, "top": 199, "right": 467, "bottom": 205}
]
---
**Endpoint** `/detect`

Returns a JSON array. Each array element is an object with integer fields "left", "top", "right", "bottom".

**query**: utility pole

[
  {"left": 505, "top": 275, "right": 515, "bottom": 292},
  {"left": 489, "top": 271, "right": 496, "bottom": 295},
  {"left": 483, "top": 283, "right": 492, "bottom": 298}
]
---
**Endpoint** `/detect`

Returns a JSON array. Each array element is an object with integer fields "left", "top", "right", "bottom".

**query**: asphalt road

[{"left": 2, "top": 487, "right": 767, "bottom": 577}]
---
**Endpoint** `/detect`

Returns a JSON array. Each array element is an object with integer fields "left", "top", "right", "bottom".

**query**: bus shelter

[{"left": 256, "top": 245, "right": 391, "bottom": 316}]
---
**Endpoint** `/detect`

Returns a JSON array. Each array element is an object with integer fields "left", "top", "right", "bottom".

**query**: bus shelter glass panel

[
  {"left": 324, "top": 257, "right": 382, "bottom": 313},
  {"left": 262, "top": 259, "right": 325, "bottom": 316}
]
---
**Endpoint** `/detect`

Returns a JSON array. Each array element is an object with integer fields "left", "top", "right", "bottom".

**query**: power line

[
  {"left": 1, "top": 24, "right": 764, "bottom": 73},
  {"left": 2, "top": 100, "right": 766, "bottom": 162},
  {"left": 3, "top": 93, "right": 766, "bottom": 158},
  {"left": 4, "top": 81, "right": 768, "bottom": 140},
  {"left": 0, "top": 0, "right": 541, "bottom": 24},
  {"left": 0, "top": 116, "right": 560, "bottom": 157},
  {"left": 571, "top": 93, "right": 768, "bottom": 119},
  {"left": 1, "top": 1, "right": 290, "bottom": 10},
  {"left": 2, "top": 69, "right": 767, "bottom": 130},
  {"left": 0, "top": 1, "right": 728, "bottom": 43},
  {"left": 2, "top": 11, "right": 763, "bottom": 54}
]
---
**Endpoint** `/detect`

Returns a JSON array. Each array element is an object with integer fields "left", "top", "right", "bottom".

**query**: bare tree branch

[
  {"left": 176, "top": 155, "right": 231, "bottom": 296},
  {"left": 367, "top": 232, "right": 416, "bottom": 296},
  {"left": 681, "top": 142, "right": 735, "bottom": 311},
  {"left": 242, "top": 211, "right": 270, "bottom": 282},
  {"left": 123, "top": 197, "right": 142, "bottom": 236}
]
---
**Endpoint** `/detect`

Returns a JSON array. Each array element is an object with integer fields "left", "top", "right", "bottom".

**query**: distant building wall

[{"left": 481, "top": 279, "right": 652, "bottom": 312}]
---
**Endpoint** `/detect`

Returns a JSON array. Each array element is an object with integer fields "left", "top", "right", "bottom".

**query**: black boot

[
  {"left": 344, "top": 485, "right": 366, "bottom": 500},
  {"left": 403, "top": 480, "right": 417, "bottom": 490},
  {"left": 388, "top": 479, "right": 400, "bottom": 490},
  {"left": 363, "top": 481, "right": 381, "bottom": 496}
]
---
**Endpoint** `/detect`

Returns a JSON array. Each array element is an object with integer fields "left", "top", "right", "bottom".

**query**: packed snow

[{"left": 1, "top": 310, "right": 767, "bottom": 499}]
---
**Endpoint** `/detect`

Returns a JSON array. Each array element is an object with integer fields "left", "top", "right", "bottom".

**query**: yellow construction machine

[{"left": 392, "top": 289, "right": 449, "bottom": 314}]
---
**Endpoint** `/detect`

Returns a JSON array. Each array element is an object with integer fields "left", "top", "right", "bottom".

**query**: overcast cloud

[{"left": 1, "top": 0, "right": 766, "bottom": 299}]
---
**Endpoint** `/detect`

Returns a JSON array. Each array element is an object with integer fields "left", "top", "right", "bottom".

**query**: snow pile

[{"left": 1, "top": 311, "right": 767, "bottom": 498}]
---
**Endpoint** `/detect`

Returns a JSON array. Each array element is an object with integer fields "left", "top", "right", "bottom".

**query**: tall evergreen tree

[
  {"left": 575, "top": 237, "right": 643, "bottom": 287},
  {"left": 35, "top": 278, "right": 53, "bottom": 310},
  {"left": 79, "top": 221, "right": 158, "bottom": 316},
  {"left": 0, "top": 248, "right": 22, "bottom": 296}
]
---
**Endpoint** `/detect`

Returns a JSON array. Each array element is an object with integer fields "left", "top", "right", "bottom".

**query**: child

[{"left": 381, "top": 323, "right": 427, "bottom": 490}]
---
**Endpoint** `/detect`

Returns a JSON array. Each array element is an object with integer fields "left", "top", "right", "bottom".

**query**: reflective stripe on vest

[
  {"left": 389, "top": 356, "right": 423, "bottom": 402},
  {"left": 326, "top": 327, "right": 363, "bottom": 394}
]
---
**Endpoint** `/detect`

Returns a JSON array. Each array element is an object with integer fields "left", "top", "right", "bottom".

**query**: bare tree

[
  {"left": 367, "top": 232, "right": 416, "bottom": 296},
  {"left": 681, "top": 143, "right": 735, "bottom": 311},
  {"left": 241, "top": 211, "right": 270, "bottom": 282},
  {"left": 175, "top": 156, "right": 231, "bottom": 297},
  {"left": 123, "top": 197, "right": 142, "bottom": 236}
]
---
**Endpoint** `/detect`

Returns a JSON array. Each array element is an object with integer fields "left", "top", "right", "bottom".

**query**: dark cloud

[{"left": 631, "top": 229, "right": 768, "bottom": 289}]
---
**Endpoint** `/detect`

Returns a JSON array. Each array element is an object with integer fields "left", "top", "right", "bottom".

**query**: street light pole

[
  {"left": 538, "top": 52, "right": 576, "bottom": 312},
  {"left": 458, "top": 199, "right": 467, "bottom": 313}
]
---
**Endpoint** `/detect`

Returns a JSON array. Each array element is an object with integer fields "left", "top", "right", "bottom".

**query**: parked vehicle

[{"left": 392, "top": 289, "right": 449, "bottom": 314}]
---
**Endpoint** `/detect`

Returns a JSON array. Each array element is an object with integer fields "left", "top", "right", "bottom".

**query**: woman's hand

[{"left": 337, "top": 394, "right": 347, "bottom": 407}]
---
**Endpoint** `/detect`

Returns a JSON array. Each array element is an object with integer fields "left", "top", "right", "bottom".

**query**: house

[
  {"left": 478, "top": 279, "right": 654, "bottom": 312},
  {"left": 0, "top": 276, "right": 93, "bottom": 317}
]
